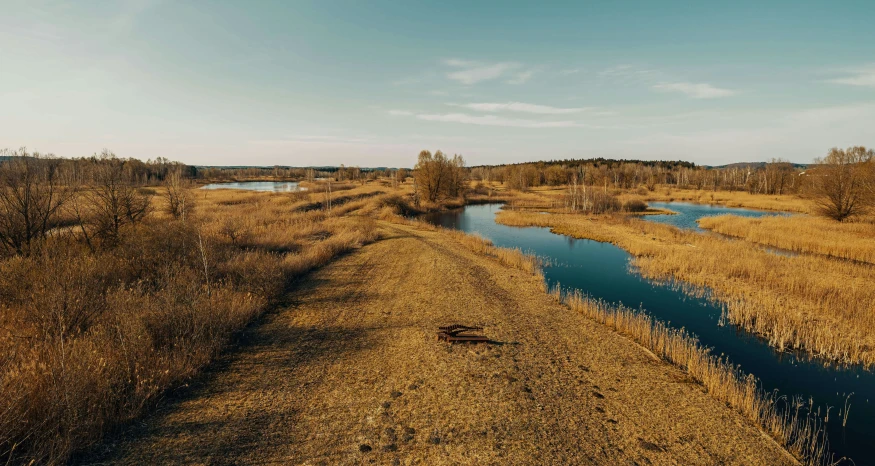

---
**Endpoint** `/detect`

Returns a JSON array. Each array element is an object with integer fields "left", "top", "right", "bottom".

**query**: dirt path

[{"left": 87, "top": 222, "right": 795, "bottom": 465}]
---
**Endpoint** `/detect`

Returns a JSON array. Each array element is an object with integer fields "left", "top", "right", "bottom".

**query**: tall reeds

[
  {"left": 560, "top": 290, "right": 833, "bottom": 465},
  {"left": 496, "top": 209, "right": 875, "bottom": 367},
  {"left": 700, "top": 214, "right": 875, "bottom": 265}
]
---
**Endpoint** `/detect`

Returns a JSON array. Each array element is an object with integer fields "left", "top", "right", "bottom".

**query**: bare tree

[
  {"left": 394, "top": 168, "right": 407, "bottom": 188},
  {"left": 0, "top": 149, "right": 71, "bottom": 255},
  {"left": 807, "top": 146, "right": 875, "bottom": 221},
  {"left": 447, "top": 154, "right": 467, "bottom": 197},
  {"left": 85, "top": 150, "right": 152, "bottom": 243},
  {"left": 414, "top": 150, "right": 445, "bottom": 202},
  {"left": 413, "top": 150, "right": 468, "bottom": 201},
  {"left": 163, "top": 164, "right": 193, "bottom": 221}
]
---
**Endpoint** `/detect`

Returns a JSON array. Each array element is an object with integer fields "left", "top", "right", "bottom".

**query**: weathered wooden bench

[{"left": 437, "top": 324, "right": 489, "bottom": 343}]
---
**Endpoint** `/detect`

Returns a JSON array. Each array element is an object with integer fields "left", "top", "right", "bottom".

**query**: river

[{"left": 422, "top": 203, "right": 873, "bottom": 464}]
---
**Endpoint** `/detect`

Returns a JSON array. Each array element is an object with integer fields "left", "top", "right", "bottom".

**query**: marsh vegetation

[
  {"left": 0, "top": 150, "right": 384, "bottom": 464},
  {"left": 1, "top": 146, "right": 872, "bottom": 464}
]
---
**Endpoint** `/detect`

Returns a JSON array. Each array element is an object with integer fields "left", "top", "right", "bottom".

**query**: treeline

[
  {"left": 469, "top": 158, "right": 804, "bottom": 195},
  {"left": 0, "top": 148, "right": 192, "bottom": 186},
  {"left": 0, "top": 149, "right": 196, "bottom": 256},
  {"left": 195, "top": 165, "right": 406, "bottom": 183},
  {"left": 472, "top": 157, "right": 696, "bottom": 170}
]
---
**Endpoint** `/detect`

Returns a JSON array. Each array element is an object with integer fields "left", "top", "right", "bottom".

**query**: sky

[{"left": 2, "top": 0, "right": 874, "bottom": 167}]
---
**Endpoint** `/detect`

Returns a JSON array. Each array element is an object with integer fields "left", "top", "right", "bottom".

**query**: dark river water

[{"left": 422, "top": 203, "right": 873, "bottom": 464}]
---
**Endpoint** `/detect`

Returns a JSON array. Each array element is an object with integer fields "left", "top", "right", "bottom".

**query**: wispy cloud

[
  {"left": 389, "top": 109, "right": 599, "bottom": 129},
  {"left": 633, "top": 102, "right": 875, "bottom": 161},
  {"left": 448, "top": 102, "right": 590, "bottom": 115},
  {"left": 445, "top": 60, "right": 519, "bottom": 85},
  {"left": 443, "top": 59, "right": 478, "bottom": 68},
  {"left": 250, "top": 135, "right": 377, "bottom": 145},
  {"left": 827, "top": 65, "right": 875, "bottom": 88},
  {"left": 417, "top": 113, "right": 594, "bottom": 128},
  {"left": 652, "top": 82, "right": 737, "bottom": 99},
  {"left": 506, "top": 69, "right": 536, "bottom": 84},
  {"left": 442, "top": 58, "right": 537, "bottom": 85},
  {"left": 599, "top": 64, "right": 660, "bottom": 81}
]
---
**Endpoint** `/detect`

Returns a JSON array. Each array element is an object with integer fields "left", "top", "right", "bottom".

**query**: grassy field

[{"left": 84, "top": 218, "right": 802, "bottom": 465}]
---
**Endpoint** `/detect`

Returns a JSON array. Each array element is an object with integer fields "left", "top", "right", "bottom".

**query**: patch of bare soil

[{"left": 85, "top": 222, "right": 794, "bottom": 465}]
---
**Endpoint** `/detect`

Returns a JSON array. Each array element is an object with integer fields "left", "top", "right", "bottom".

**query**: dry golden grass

[
  {"left": 561, "top": 291, "right": 830, "bottom": 465},
  {"left": 700, "top": 214, "right": 875, "bottom": 265},
  {"left": 376, "top": 210, "right": 830, "bottom": 464},
  {"left": 444, "top": 229, "right": 545, "bottom": 282},
  {"left": 376, "top": 206, "right": 544, "bottom": 281},
  {"left": 92, "top": 219, "right": 802, "bottom": 466},
  {"left": 496, "top": 209, "right": 875, "bottom": 367},
  {"left": 0, "top": 184, "right": 385, "bottom": 464}
]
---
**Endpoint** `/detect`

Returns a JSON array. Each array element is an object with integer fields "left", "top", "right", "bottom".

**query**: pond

[
  {"left": 200, "top": 181, "right": 305, "bottom": 192},
  {"left": 422, "top": 203, "right": 874, "bottom": 465},
  {"left": 644, "top": 201, "right": 787, "bottom": 231}
]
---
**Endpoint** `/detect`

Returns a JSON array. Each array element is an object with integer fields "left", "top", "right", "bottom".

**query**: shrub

[
  {"left": 623, "top": 200, "right": 648, "bottom": 212},
  {"left": 591, "top": 192, "right": 622, "bottom": 214}
]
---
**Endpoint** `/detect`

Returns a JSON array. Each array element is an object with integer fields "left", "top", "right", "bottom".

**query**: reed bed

[
  {"left": 443, "top": 229, "right": 545, "bottom": 283},
  {"left": 496, "top": 209, "right": 875, "bottom": 367},
  {"left": 642, "top": 188, "right": 813, "bottom": 213},
  {"left": 560, "top": 290, "right": 833, "bottom": 465},
  {"left": 700, "top": 214, "right": 875, "bottom": 265},
  {"left": 0, "top": 186, "right": 382, "bottom": 465}
]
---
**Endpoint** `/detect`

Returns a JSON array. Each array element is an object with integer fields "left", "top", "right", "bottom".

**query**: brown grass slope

[{"left": 86, "top": 222, "right": 794, "bottom": 465}]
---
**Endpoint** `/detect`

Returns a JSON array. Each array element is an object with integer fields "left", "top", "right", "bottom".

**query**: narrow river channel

[{"left": 422, "top": 203, "right": 874, "bottom": 465}]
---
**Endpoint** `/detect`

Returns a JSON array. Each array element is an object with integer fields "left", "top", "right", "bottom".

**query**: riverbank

[
  {"left": 495, "top": 209, "right": 875, "bottom": 368},
  {"left": 85, "top": 220, "right": 796, "bottom": 465}
]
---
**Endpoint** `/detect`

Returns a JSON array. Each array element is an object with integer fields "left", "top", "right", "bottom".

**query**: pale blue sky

[{"left": 2, "top": 0, "right": 874, "bottom": 166}]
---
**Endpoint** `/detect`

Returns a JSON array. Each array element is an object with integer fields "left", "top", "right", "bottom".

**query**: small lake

[
  {"left": 423, "top": 204, "right": 874, "bottom": 464},
  {"left": 644, "top": 201, "right": 787, "bottom": 231},
  {"left": 200, "top": 181, "right": 305, "bottom": 192}
]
